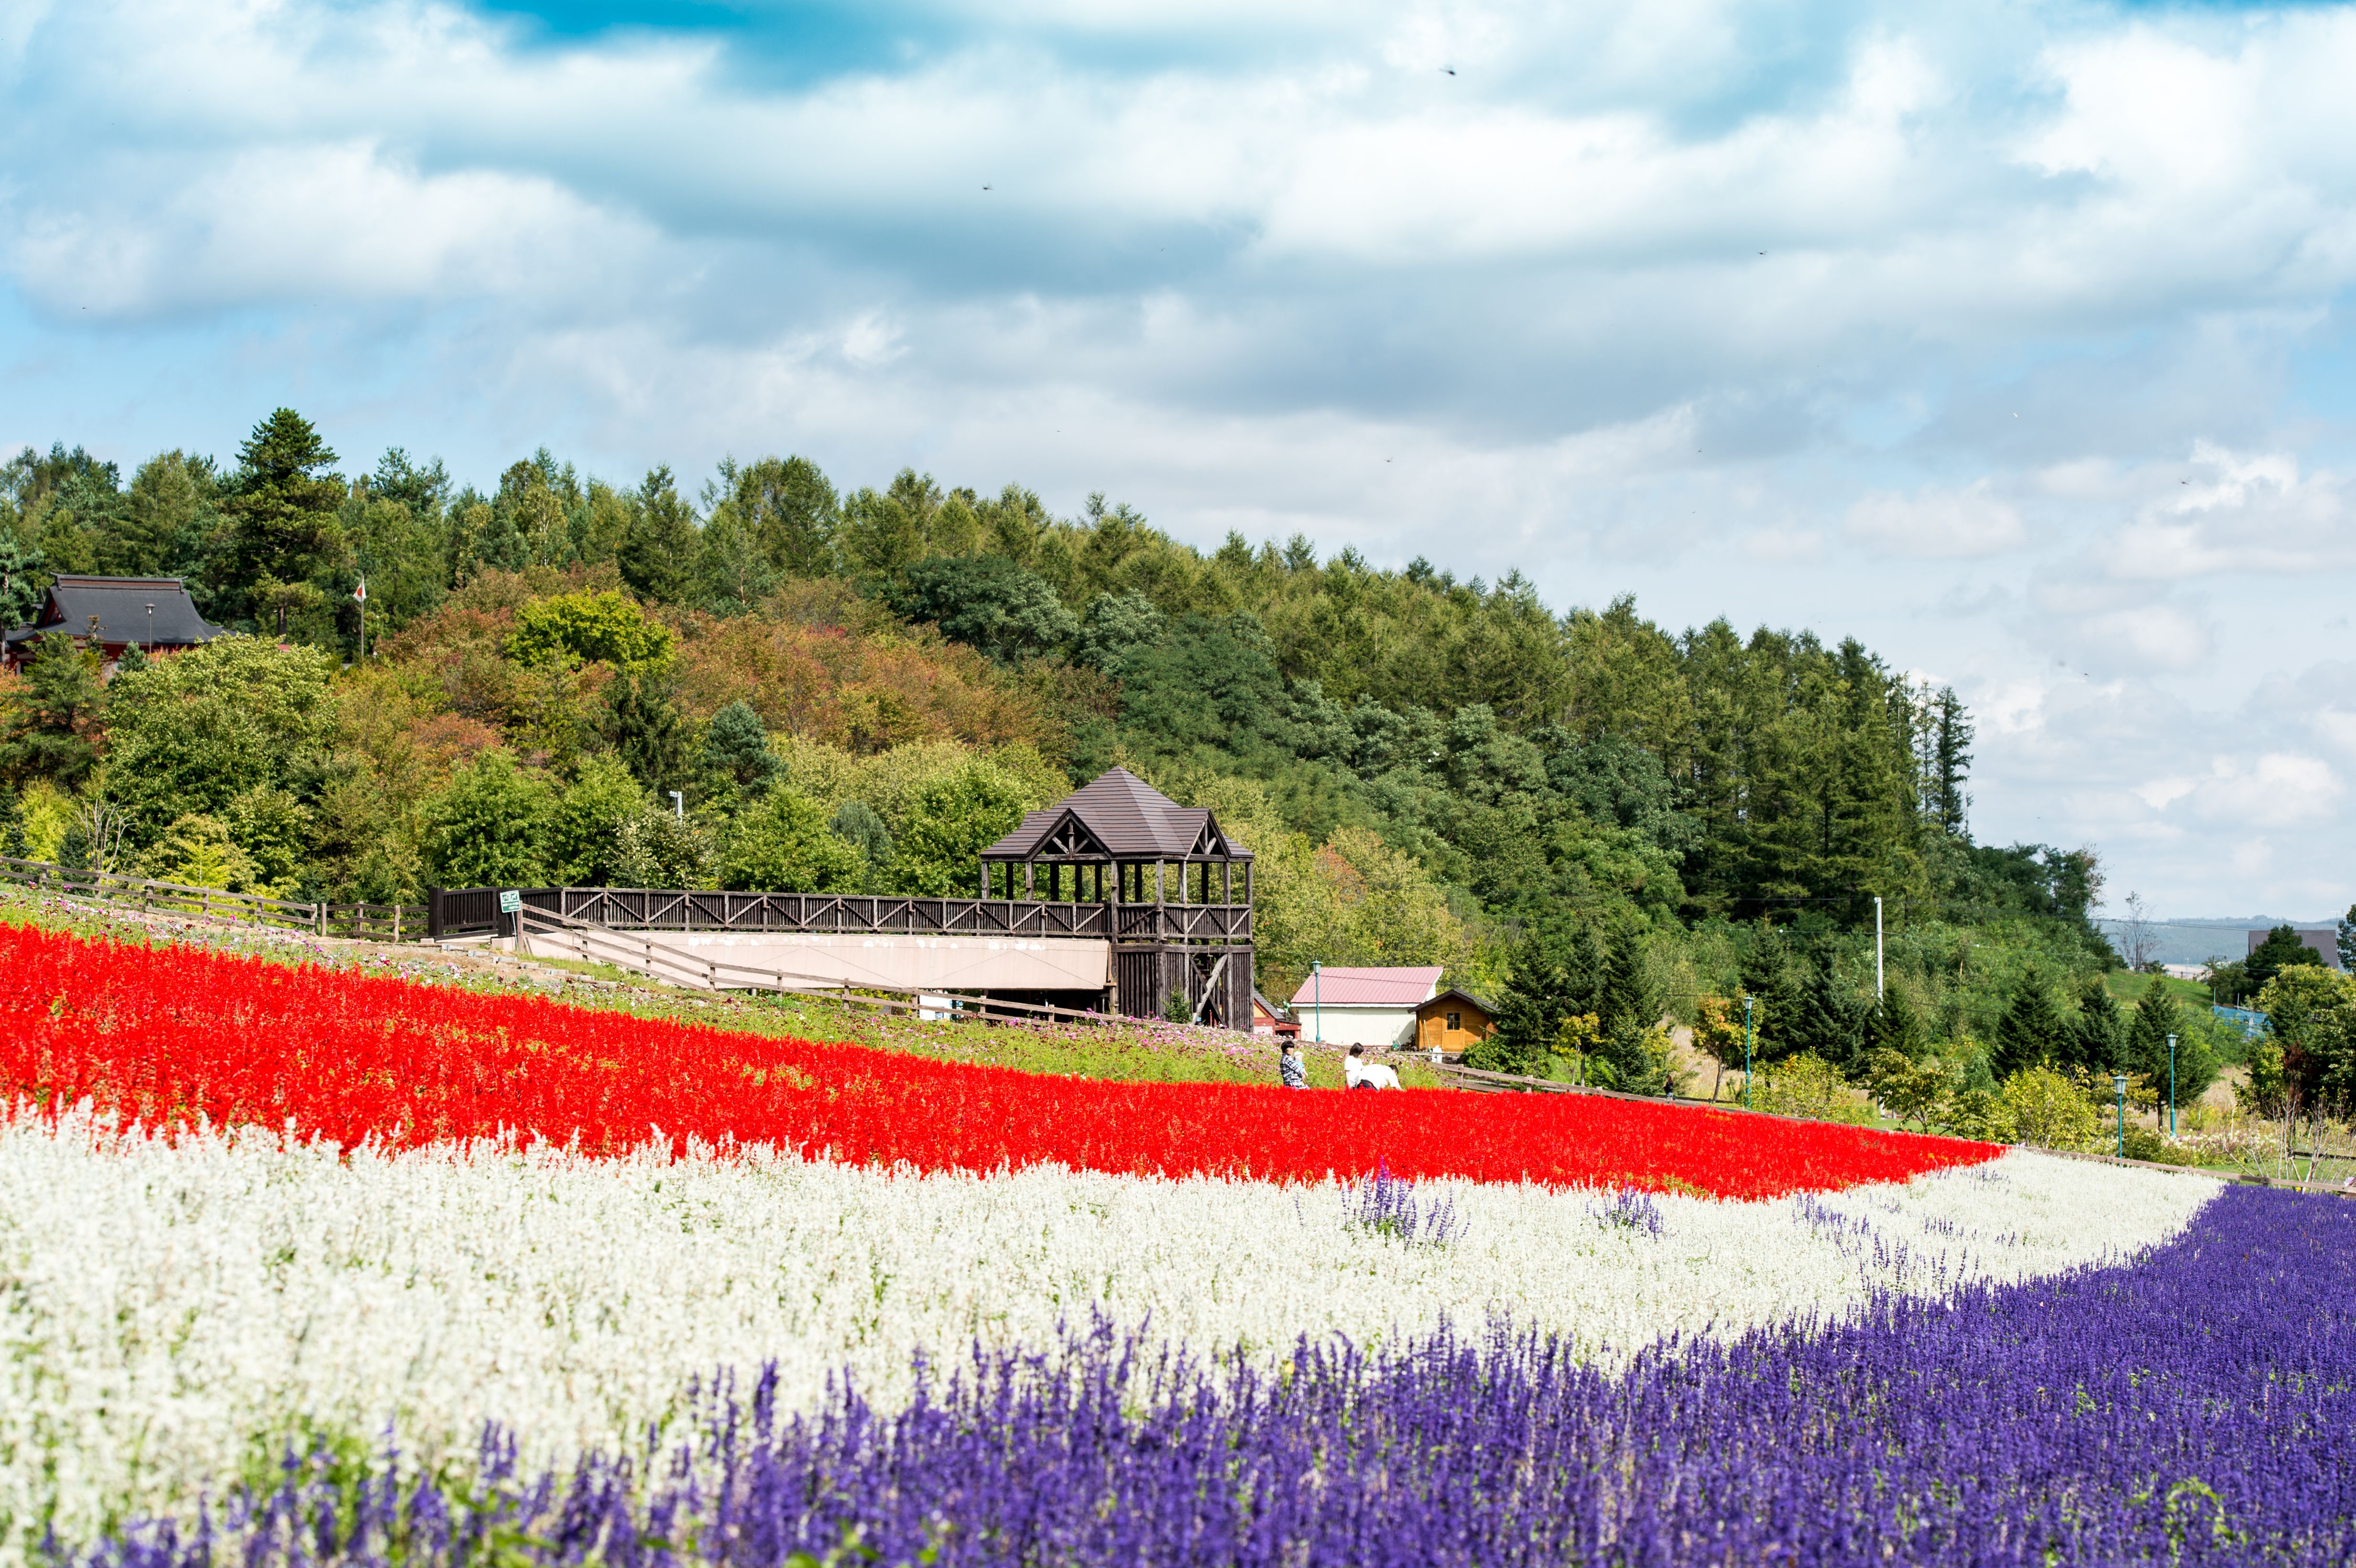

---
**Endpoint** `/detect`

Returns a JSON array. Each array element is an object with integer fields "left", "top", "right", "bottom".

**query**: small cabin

[
  {"left": 1251, "top": 988, "right": 1298, "bottom": 1038},
  {"left": 1414, "top": 988, "right": 1494, "bottom": 1053},
  {"left": 1287, "top": 965, "right": 1442, "bottom": 1047}
]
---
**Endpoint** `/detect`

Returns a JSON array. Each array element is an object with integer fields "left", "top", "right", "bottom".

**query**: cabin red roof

[{"left": 1286, "top": 966, "right": 1444, "bottom": 1007}]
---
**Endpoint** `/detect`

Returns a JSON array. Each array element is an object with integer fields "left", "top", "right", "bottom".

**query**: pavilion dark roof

[
  {"left": 983, "top": 767, "right": 1251, "bottom": 861},
  {"left": 3, "top": 576, "right": 224, "bottom": 649}
]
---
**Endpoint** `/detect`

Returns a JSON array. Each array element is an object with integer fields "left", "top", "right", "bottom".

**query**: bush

[
  {"left": 1752, "top": 1054, "right": 1871, "bottom": 1125},
  {"left": 611, "top": 811, "right": 717, "bottom": 890},
  {"left": 720, "top": 791, "right": 862, "bottom": 893},
  {"left": 1999, "top": 1066, "right": 2098, "bottom": 1151}
]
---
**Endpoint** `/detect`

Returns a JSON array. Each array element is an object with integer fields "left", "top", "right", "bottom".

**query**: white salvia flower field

[{"left": 0, "top": 1109, "right": 2217, "bottom": 1563}]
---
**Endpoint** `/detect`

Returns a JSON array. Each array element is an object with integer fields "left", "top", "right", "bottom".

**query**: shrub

[
  {"left": 1752, "top": 1054, "right": 1871, "bottom": 1125},
  {"left": 720, "top": 791, "right": 862, "bottom": 893},
  {"left": 1999, "top": 1066, "right": 2097, "bottom": 1151}
]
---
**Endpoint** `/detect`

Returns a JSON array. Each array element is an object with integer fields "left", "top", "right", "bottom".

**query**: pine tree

[
  {"left": 1931, "top": 686, "right": 1973, "bottom": 836},
  {"left": 2127, "top": 975, "right": 2214, "bottom": 1111},
  {"left": 620, "top": 467, "right": 698, "bottom": 604},
  {"left": 0, "top": 631, "right": 104, "bottom": 787},
  {"left": 2064, "top": 974, "right": 2125, "bottom": 1077},
  {"left": 1865, "top": 981, "right": 1926, "bottom": 1061},
  {"left": 1739, "top": 923, "right": 1810, "bottom": 1063},
  {"left": 1467, "top": 926, "right": 1572, "bottom": 1077},
  {"left": 1990, "top": 962, "right": 2068, "bottom": 1080},
  {"left": 1793, "top": 961, "right": 1870, "bottom": 1077},
  {"left": 1592, "top": 924, "right": 1662, "bottom": 1091},
  {"left": 223, "top": 409, "right": 343, "bottom": 620},
  {"left": 610, "top": 670, "right": 691, "bottom": 799},
  {"left": 2339, "top": 904, "right": 2356, "bottom": 972},
  {"left": 698, "top": 700, "right": 778, "bottom": 795}
]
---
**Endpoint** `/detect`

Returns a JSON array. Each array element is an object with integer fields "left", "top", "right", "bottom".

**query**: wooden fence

[
  {"left": 0, "top": 855, "right": 426, "bottom": 941},
  {"left": 515, "top": 906, "right": 1124, "bottom": 1026},
  {"left": 431, "top": 884, "right": 1251, "bottom": 942}
]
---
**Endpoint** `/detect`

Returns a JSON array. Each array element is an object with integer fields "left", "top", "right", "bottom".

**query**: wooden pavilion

[{"left": 981, "top": 767, "right": 1254, "bottom": 1027}]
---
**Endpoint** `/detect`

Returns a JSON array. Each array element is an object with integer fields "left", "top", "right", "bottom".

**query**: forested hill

[{"left": 0, "top": 411, "right": 2110, "bottom": 1021}]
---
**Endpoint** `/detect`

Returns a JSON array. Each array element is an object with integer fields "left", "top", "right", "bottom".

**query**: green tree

[
  {"left": 720, "top": 790, "right": 862, "bottom": 892},
  {"left": 699, "top": 701, "right": 779, "bottom": 797},
  {"left": 506, "top": 590, "right": 675, "bottom": 671},
  {"left": 1738, "top": 924, "right": 1810, "bottom": 1063},
  {"left": 1865, "top": 983, "right": 1927, "bottom": 1061},
  {"left": 2126, "top": 975, "right": 2214, "bottom": 1111},
  {"left": 2001, "top": 1065, "right": 2098, "bottom": 1150},
  {"left": 226, "top": 786, "right": 311, "bottom": 896},
  {"left": 619, "top": 467, "right": 697, "bottom": 604},
  {"left": 1467, "top": 926, "right": 1573, "bottom": 1077},
  {"left": 0, "top": 632, "right": 105, "bottom": 787},
  {"left": 104, "top": 635, "right": 336, "bottom": 838},
  {"left": 2246, "top": 924, "right": 2326, "bottom": 991},
  {"left": 1990, "top": 962, "right": 2068, "bottom": 1080},
  {"left": 222, "top": 409, "right": 343, "bottom": 622},
  {"left": 2063, "top": 974, "right": 2125, "bottom": 1077},
  {"left": 140, "top": 814, "right": 260, "bottom": 892},
  {"left": 829, "top": 798, "right": 893, "bottom": 888},
  {"left": 890, "top": 762, "right": 1027, "bottom": 894},
  {"left": 889, "top": 555, "right": 1079, "bottom": 664},
  {"left": 726, "top": 455, "right": 839, "bottom": 577},
  {"left": 608, "top": 670, "right": 693, "bottom": 799},
  {"left": 0, "top": 533, "right": 46, "bottom": 627},
  {"left": 424, "top": 750, "right": 553, "bottom": 887},
  {"left": 2252, "top": 964, "right": 2356, "bottom": 1108},
  {"left": 691, "top": 497, "right": 777, "bottom": 617},
  {"left": 1791, "top": 961, "right": 1870, "bottom": 1077},
  {"left": 611, "top": 809, "right": 716, "bottom": 889},
  {"left": 546, "top": 754, "right": 647, "bottom": 884}
]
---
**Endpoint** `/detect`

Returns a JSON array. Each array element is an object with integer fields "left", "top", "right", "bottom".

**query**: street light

[
  {"left": 1311, "top": 959, "right": 1322, "bottom": 1045},
  {"left": 2113, "top": 1075, "right": 2128, "bottom": 1158},
  {"left": 2167, "top": 1033, "right": 2177, "bottom": 1139},
  {"left": 1743, "top": 994, "right": 1755, "bottom": 1110}
]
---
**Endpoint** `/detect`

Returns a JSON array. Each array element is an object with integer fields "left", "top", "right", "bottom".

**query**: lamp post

[
  {"left": 1311, "top": 959, "right": 1322, "bottom": 1045},
  {"left": 2114, "top": 1074, "right": 2127, "bottom": 1158},
  {"left": 1874, "top": 895, "right": 1884, "bottom": 1000},
  {"left": 2167, "top": 1033, "right": 2177, "bottom": 1139},
  {"left": 1743, "top": 994, "right": 1755, "bottom": 1110}
]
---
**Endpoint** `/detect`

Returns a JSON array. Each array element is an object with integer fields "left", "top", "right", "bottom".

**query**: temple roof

[
  {"left": 3, "top": 576, "right": 224, "bottom": 649},
  {"left": 982, "top": 766, "right": 1251, "bottom": 861}
]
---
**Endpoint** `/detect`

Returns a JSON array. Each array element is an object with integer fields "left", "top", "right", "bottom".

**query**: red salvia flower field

[{"left": 0, "top": 925, "right": 1995, "bottom": 1197}]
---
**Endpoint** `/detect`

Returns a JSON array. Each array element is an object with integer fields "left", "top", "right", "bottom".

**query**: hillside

[{"left": 12, "top": 407, "right": 2298, "bottom": 1121}]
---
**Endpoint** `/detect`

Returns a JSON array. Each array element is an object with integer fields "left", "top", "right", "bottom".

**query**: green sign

[{"left": 498, "top": 890, "right": 522, "bottom": 914}]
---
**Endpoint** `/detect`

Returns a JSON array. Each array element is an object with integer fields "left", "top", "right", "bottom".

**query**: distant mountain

[{"left": 2093, "top": 916, "right": 2342, "bottom": 970}]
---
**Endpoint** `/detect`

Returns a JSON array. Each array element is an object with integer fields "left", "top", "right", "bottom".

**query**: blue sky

[{"left": 3, "top": 0, "right": 2355, "bottom": 923}]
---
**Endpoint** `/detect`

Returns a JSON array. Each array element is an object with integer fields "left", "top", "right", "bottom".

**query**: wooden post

[
  {"left": 1223, "top": 862, "right": 1232, "bottom": 904},
  {"left": 1154, "top": 862, "right": 1163, "bottom": 905},
  {"left": 1024, "top": 862, "right": 1034, "bottom": 900}
]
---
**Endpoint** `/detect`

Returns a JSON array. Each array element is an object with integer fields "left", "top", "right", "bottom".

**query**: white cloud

[
  {"left": 3, "top": 0, "right": 2356, "bottom": 920},
  {"left": 1843, "top": 479, "right": 2025, "bottom": 558}
]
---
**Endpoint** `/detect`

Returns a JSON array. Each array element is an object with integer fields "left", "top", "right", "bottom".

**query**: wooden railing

[
  {"left": 515, "top": 907, "right": 1123, "bottom": 1025},
  {"left": 0, "top": 855, "right": 426, "bottom": 940},
  {"left": 434, "top": 885, "right": 1251, "bottom": 943}
]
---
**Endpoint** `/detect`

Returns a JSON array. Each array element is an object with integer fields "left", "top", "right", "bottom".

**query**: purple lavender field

[{"left": 77, "top": 1182, "right": 2354, "bottom": 1568}]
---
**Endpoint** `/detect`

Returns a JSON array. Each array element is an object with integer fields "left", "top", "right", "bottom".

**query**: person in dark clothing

[{"left": 1280, "top": 1040, "right": 1308, "bottom": 1089}]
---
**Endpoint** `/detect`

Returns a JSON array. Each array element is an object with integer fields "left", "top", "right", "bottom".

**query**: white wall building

[{"left": 1286, "top": 966, "right": 1444, "bottom": 1048}]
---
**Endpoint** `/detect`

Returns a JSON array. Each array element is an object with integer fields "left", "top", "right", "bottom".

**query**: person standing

[{"left": 1280, "top": 1039, "right": 1308, "bottom": 1089}]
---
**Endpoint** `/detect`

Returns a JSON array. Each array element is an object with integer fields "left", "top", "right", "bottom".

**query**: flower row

[
  {"left": 0, "top": 1112, "right": 2210, "bottom": 1564},
  {"left": 0, "top": 925, "right": 1990, "bottom": 1195}
]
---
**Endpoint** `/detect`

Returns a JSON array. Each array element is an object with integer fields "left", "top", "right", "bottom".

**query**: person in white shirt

[{"left": 1345, "top": 1045, "right": 1400, "bottom": 1089}]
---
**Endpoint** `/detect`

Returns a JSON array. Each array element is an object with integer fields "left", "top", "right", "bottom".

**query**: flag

[{"left": 353, "top": 577, "right": 367, "bottom": 603}]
